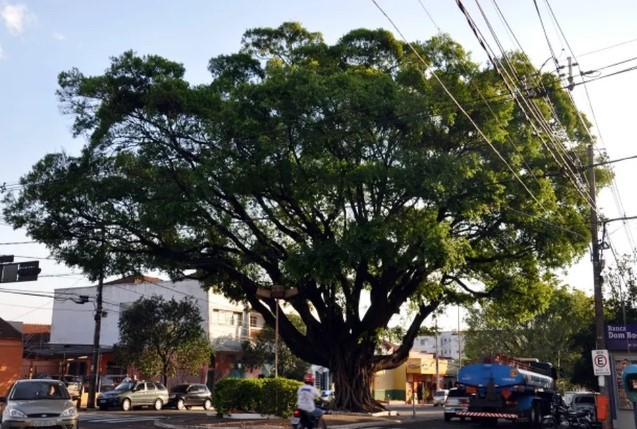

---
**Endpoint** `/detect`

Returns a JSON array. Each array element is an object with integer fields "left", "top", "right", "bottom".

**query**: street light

[{"left": 256, "top": 285, "right": 298, "bottom": 377}]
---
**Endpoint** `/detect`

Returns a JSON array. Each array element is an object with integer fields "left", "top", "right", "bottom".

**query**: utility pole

[
  {"left": 87, "top": 268, "right": 104, "bottom": 409},
  {"left": 588, "top": 144, "right": 613, "bottom": 429}
]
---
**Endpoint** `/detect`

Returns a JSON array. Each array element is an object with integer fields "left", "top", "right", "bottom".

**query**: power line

[
  {"left": 578, "top": 37, "right": 637, "bottom": 58},
  {"left": 373, "top": 0, "right": 549, "bottom": 212}
]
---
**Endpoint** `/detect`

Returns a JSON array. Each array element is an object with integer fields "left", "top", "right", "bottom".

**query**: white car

[
  {"left": 320, "top": 390, "right": 334, "bottom": 402},
  {"left": 444, "top": 388, "right": 469, "bottom": 421},
  {"left": 564, "top": 391, "right": 596, "bottom": 414},
  {"left": 432, "top": 389, "right": 449, "bottom": 406}
]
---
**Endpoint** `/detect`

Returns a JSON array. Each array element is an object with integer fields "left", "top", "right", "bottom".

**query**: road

[{"left": 78, "top": 406, "right": 520, "bottom": 429}]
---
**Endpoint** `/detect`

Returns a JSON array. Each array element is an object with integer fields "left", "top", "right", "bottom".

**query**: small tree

[
  {"left": 115, "top": 295, "right": 213, "bottom": 385},
  {"left": 464, "top": 285, "right": 593, "bottom": 380}
]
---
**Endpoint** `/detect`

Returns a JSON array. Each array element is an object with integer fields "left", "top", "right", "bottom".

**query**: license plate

[
  {"left": 33, "top": 420, "right": 56, "bottom": 427},
  {"left": 290, "top": 417, "right": 300, "bottom": 424}
]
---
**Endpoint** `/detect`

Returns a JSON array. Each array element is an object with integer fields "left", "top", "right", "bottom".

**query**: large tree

[
  {"left": 463, "top": 285, "right": 593, "bottom": 386},
  {"left": 114, "top": 296, "right": 214, "bottom": 386},
  {"left": 3, "top": 23, "right": 610, "bottom": 411},
  {"left": 241, "top": 313, "right": 309, "bottom": 380}
]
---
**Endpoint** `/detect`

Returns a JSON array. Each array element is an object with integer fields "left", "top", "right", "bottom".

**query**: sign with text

[
  {"left": 606, "top": 324, "right": 637, "bottom": 351},
  {"left": 592, "top": 349, "right": 611, "bottom": 376}
]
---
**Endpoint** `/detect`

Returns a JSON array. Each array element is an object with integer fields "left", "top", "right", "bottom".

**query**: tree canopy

[
  {"left": 463, "top": 285, "right": 593, "bottom": 388},
  {"left": 2, "top": 22, "right": 610, "bottom": 411},
  {"left": 114, "top": 295, "right": 213, "bottom": 386}
]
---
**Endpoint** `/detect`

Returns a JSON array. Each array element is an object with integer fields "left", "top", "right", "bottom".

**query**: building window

[
  {"left": 250, "top": 315, "right": 258, "bottom": 327},
  {"left": 233, "top": 312, "right": 242, "bottom": 326}
]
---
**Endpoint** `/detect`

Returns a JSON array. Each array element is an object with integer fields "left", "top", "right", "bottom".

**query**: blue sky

[{"left": 1, "top": 0, "right": 637, "bottom": 327}]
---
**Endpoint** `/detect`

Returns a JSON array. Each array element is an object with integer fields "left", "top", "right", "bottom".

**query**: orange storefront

[{"left": 0, "top": 319, "right": 23, "bottom": 395}]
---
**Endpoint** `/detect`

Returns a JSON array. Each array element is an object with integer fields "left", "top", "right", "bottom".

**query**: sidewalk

[{"left": 154, "top": 405, "right": 434, "bottom": 429}]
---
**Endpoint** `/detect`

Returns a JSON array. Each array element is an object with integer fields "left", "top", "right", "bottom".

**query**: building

[
  {"left": 0, "top": 317, "right": 23, "bottom": 394},
  {"left": 48, "top": 276, "right": 266, "bottom": 386},
  {"left": 372, "top": 348, "right": 450, "bottom": 403},
  {"left": 412, "top": 330, "right": 465, "bottom": 361}
]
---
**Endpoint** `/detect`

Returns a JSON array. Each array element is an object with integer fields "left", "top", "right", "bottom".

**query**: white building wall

[
  {"left": 51, "top": 279, "right": 210, "bottom": 346},
  {"left": 413, "top": 331, "right": 464, "bottom": 360}
]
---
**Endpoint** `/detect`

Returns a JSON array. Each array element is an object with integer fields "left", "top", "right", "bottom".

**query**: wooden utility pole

[
  {"left": 588, "top": 144, "right": 613, "bottom": 429},
  {"left": 87, "top": 269, "right": 104, "bottom": 409}
]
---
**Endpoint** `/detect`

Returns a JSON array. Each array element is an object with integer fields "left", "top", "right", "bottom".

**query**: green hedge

[{"left": 214, "top": 377, "right": 302, "bottom": 418}]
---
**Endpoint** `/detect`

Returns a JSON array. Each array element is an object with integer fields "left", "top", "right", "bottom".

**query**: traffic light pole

[{"left": 588, "top": 144, "right": 613, "bottom": 429}]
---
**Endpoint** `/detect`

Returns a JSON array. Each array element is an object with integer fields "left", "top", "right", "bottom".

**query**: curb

[{"left": 154, "top": 416, "right": 431, "bottom": 429}]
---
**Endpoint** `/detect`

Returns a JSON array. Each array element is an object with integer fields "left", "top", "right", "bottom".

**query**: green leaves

[
  {"left": 115, "top": 296, "right": 213, "bottom": 383},
  {"left": 464, "top": 285, "right": 594, "bottom": 381},
  {"left": 1, "top": 22, "right": 611, "bottom": 411}
]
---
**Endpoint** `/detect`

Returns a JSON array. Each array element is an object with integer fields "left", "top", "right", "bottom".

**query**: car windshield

[
  {"left": 170, "top": 385, "right": 189, "bottom": 393},
  {"left": 434, "top": 391, "right": 446, "bottom": 397},
  {"left": 114, "top": 382, "right": 135, "bottom": 391},
  {"left": 10, "top": 381, "right": 71, "bottom": 400},
  {"left": 448, "top": 389, "right": 467, "bottom": 397},
  {"left": 575, "top": 396, "right": 595, "bottom": 404}
]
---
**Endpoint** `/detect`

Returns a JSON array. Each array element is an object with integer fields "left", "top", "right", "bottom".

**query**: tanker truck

[{"left": 455, "top": 354, "right": 558, "bottom": 426}]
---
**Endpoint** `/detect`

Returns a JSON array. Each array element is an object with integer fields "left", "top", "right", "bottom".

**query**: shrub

[{"left": 214, "top": 377, "right": 303, "bottom": 418}]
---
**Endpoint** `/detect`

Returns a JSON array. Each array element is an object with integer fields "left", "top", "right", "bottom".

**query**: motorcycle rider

[{"left": 297, "top": 373, "right": 324, "bottom": 428}]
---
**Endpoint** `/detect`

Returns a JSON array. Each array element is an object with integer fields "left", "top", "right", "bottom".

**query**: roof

[
  {"left": 0, "top": 317, "right": 22, "bottom": 340},
  {"left": 22, "top": 324, "right": 51, "bottom": 334},
  {"left": 103, "top": 275, "right": 164, "bottom": 285}
]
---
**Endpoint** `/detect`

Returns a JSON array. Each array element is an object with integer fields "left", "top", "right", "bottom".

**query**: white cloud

[
  {"left": 1, "top": 3, "right": 36, "bottom": 36},
  {"left": 0, "top": 43, "right": 4, "bottom": 59},
  {"left": 51, "top": 32, "right": 65, "bottom": 41}
]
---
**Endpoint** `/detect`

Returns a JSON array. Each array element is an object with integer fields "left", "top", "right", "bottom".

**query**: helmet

[{"left": 303, "top": 373, "right": 315, "bottom": 384}]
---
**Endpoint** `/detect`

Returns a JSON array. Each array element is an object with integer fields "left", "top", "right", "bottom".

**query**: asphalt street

[{"left": 77, "top": 405, "right": 521, "bottom": 429}]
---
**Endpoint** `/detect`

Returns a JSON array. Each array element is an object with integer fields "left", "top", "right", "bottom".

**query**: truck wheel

[{"left": 528, "top": 401, "right": 542, "bottom": 427}]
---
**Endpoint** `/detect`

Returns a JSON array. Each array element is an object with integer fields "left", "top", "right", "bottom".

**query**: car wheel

[
  {"left": 99, "top": 405, "right": 108, "bottom": 411},
  {"left": 444, "top": 414, "right": 452, "bottom": 422},
  {"left": 185, "top": 406, "right": 192, "bottom": 410},
  {"left": 176, "top": 398, "right": 185, "bottom": 410},
  {"left": 121, "top": 398, "right": 131, "bottom": 411},
  {"left": 154, "top": 398, "right": 163, "bottom": 410},
  {"left": 203, "top": 398, "right": 213, "bottom": 410}
]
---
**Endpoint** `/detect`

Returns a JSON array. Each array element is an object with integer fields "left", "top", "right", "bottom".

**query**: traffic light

[
  {"left": 0, "top": 255, "right": 14, "bottom": 263},
  {"left": 18, "top": 261, "right": 41, "bottom": 282},
  {"left": 0, "top": 261, "right": 41, "bottom": 283}
]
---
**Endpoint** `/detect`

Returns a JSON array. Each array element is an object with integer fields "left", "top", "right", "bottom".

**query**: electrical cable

[
  {"left": 457, "top": 0, "right": 596, "bottom": 211},
  {"left": 372, "top": 0, "right": 549, "bottom": 214},
  {"left": 542, "top": 0, "right": 637, "bottom": 251}
]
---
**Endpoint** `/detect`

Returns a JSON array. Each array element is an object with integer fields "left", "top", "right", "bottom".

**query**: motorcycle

[
  {"left": 290, "top": 408, "right": 327, "bottom": 429},
  {"left": 542, "top": 402, "right": 597, "bottom": 429}
]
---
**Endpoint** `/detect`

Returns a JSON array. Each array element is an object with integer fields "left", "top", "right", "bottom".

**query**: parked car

[
  {"left": 49, "top": 375, "right": 84, "bottom": 400},
  {"left": 320, "top": 390, "right": 335, "bottom": 402},
  {"left": 564, "top": 391, "right": 596, "bottom": 414},
  {"left": 96, "top": 380, "right": 169, "bottom": 411},
  {"left": 432, "top": 389, "right": 449, "bottom": 406},
  {"left": 98, "top": 374, "right": 128, "bottom": 393},
  {"left": 443, "top": 387, "right": 469, "bottom": 422},
  {"left": 166, "top": 383, "right": 213, "bottom": 410},
  {"left": 0, "top": 379, "right": 79, "bottom": 429}
]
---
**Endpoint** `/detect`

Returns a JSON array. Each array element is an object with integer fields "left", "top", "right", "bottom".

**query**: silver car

[
  {"left": 0, "top": 379, "right": 79, "bottom": 429},
  {"left": 444, "top": 387, "right": 469, "bottom": 422},
  {"left": 432, "top": 389, "right": 449, "bottom": 406}
]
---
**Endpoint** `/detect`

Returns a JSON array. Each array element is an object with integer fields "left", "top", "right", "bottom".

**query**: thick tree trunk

[{"left": 331, "top": 350, "right": 385, "bottom": 413}]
